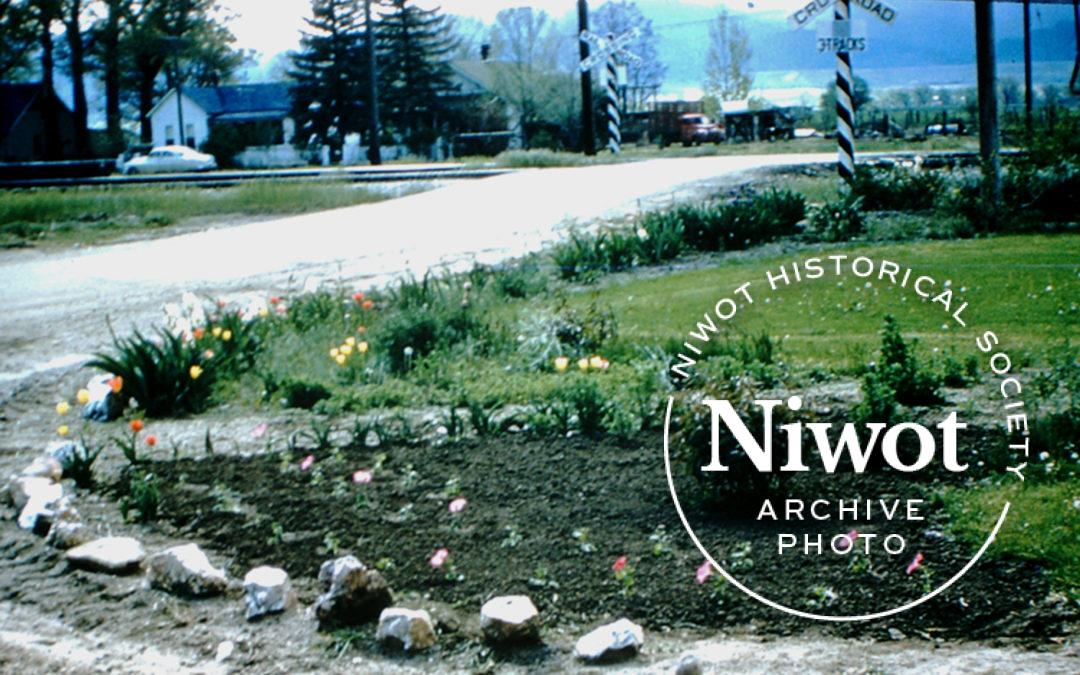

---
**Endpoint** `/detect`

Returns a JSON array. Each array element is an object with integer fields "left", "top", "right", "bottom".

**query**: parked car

[
  {"left": 118, "top": 145, "right": 217, "bottom": 175},
  {"left": 679, "top": 114, "right": 725, "bottom": 146}
]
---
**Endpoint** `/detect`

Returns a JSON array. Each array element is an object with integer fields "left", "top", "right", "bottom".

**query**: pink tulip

[
  {"left": 448, "top": 497, "right": 467, "bottom": 513},
  {"left": 251, "top": 423, "right": 268, "bottom": 439},
  {"left": 844, "top": 529, "right": 859, "bottom": 549},
  {"left": 906, "top": 552, "right": 925, "bottom": 576},
  {"left": 352, "top": 469, "right": 373, "bottom": 484},
  {"left": 300, "top": 454, "right": 315, "bottom": 471},
  {"left": 612, "top": 556, "right": 628, "bottom": 573},
  {"left": 429, "top": 548, "right": 449, "bottom": 569},
  {"left": 695, "top": 560, "right": 712, "bottom": 585}
]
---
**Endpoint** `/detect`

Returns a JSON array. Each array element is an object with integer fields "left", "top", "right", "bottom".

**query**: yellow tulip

[
  {"left": 577, "top": 358, "right": 590, "bottom": 372},
  {"left": 189, "top": 365, "right": 204, "bottom": 380},
  {"left": 76, "top": 389, "right": 91, "bottom": 405},
  {"left": 330, "top": 348, "right": 339, "bottom": 358},
  {"left": 345, "top": 336, "right": 356, "bottom": 346},
  {"left": 554, "top": 356, "right": 569, "bottom": 372},
  {"left": 258, "top": 308, "right": 269, "bottom": 318},
  {"left": 340, "top": 343, "right": 353, "bottom": 355},
  {"left": 56, "top": 401, "right": 71, "bottom": 416},
  {"left": 211, "top": 326, "right": 222, "bottom": 338},
  {"left": 335, "top": 354, "right": 347, "bottom": 365},
  {"left": 57, "top": 425, "right": 69, "bottom": 437},
  {"left": 357, "top": 341, "right": 369, "bottom": 354},
  {"left": 222, "top": 330, "right": 233, "bottom": 342}
]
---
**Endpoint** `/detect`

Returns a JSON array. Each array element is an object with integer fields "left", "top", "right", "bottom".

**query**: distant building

[
  {"left": 149, "top": 83, "right": 302, "bottom": 167},
  {"left": 447, "top": 60, "right": 523, "bottom": 155},
  {"left": 0, "top": 82, "right": 77, "bottom": 162}
]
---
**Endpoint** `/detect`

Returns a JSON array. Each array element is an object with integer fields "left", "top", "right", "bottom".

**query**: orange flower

[
  {"left": 356, "top": 325, "right": 367, "bottom": 334},
  {"left": 129, "top": 419, "right": 144, "bottom": 433},
  {"left": 193, "top": 327, "right": 205, "bottom": 339},
  {"left": 109, "top": 375, "right": 123, "bottom": 394},
  {"left": 362, "top": 300, "right": 374, "bottom": 310},
  {"left": 352, "top": 292, "right": 365, "bottom": 303},
  {"left": 145, "top": 434, "right": 157, "bottom": 447}
]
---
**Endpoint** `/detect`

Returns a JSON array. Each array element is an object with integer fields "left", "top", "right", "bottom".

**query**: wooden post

[
  {"left": 975, "top": 0, "right": 1001, "bottom": 221},
  {"left": 1023, "top": 0, "right": 1033, "bottom": 132},
  {"left": 578, "top": 0, "right": 596, "bottom": 156},
  {"left": 365, "top": 0, "right": 382, "bottom": 166}
]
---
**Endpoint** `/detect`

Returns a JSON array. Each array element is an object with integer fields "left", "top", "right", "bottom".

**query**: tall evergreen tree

[
  {"left": 290, "top": 0, "right": 370, "bottom": 158},
  {"left": 377, "top": 0, "right": 456, "bottom": 152}
]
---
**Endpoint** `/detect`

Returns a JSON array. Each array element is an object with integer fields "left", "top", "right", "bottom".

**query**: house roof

[
  {"left": 185, "top": 83, "right": 292, "bottom": 117},
  {"left": 449, "top": 60, "right": 517, "bottom": 96},
  {"left": 151, "top": 83, "right": 292, "bottom": 120},
  {"left": 0, "top": 82, "right": 69, "bottom": 141}
]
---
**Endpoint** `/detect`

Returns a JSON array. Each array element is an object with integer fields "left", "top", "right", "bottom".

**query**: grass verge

[{"left": 0, "top": 180, "right": 404, "bottom": 248}]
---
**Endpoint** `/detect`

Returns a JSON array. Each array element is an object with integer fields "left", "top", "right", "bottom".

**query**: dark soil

[{"left": 145, "top": 432, "right": 1074, "bottom": 651}]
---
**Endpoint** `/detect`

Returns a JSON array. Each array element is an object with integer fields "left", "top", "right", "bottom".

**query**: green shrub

[
  {"left": 66, "top": 439, "right": 103, "bottom": 489},
  {"left": 851, "top": 166, "right": 944, "bottom": 211},
  {"left": 672, "top": 379, "right": 791, "bottom": 508},
  {"left": 120, "top": 470, "right": 160, "bottom": 523},
  {"left": 277, "top": 378, "right": 333, "bottom": 410},
  {"left": 854, "top": 367, "right": 898, "bottom": 425},
  {"left": 557, "top": 376, "right": 606, "bottom": 437},
  {"left": 636, "top": 210, "right": 685, "bottom": 264},
  {"left": 877, "top": 315, "right": 943, "bottom": 406},
  {"left": 89, "top": 328, "right": 215, "bottom": 417},
  {"left": 809, "top": 193, "right": 865, "bottom": 242}
]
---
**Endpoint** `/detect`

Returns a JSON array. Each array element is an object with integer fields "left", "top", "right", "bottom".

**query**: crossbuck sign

[{"left": 789, "top": 0, "right": 898, "bottom": 181}]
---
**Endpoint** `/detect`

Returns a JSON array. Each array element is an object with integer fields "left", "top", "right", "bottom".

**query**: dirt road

[{"left": 0, "top": 154, "right": 832, "bottom": 383}]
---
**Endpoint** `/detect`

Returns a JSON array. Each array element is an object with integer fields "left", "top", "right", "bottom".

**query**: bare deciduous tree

[{"left": 703, "top": 9, "right": 752, "bottom": 104}]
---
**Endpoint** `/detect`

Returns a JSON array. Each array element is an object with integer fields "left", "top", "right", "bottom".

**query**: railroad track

[{"left": 0, "top": 164, "right": 511, "bottom": 189}]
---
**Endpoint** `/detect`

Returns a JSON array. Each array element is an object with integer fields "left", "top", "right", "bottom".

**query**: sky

[{"left": 219, "top": 0, "right": 787, "bottom": 61}]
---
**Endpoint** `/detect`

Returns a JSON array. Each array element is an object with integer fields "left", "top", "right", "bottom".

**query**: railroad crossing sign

[
  {"left": 580, "top": 28, "right": 640, "bottom": 154},
  {"left": 788, "top": 0, "right": 897, "bottom": 182}
]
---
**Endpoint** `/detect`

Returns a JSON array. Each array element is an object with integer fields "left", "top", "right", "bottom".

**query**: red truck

[{"left": 650, "top": 101, "right": 726, "bottom": 146}]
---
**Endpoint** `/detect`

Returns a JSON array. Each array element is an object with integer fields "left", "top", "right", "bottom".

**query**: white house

[{"left": 149, "top": 83, "right": 303, "bottom": 168}]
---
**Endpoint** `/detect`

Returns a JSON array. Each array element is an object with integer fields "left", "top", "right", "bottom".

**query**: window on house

[
  {"left": 165, "top": 125, "right": 175, "bottom": 145},
  {"left": 185, "top": 124, "right": 195, "bottom": 148}
]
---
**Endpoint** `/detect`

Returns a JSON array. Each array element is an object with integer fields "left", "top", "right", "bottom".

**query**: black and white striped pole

[
  {"left": 834, "top": 0, "right": 856, "bottom": 182},
  {"left": 605, "top": 45, "right": 622, "bottom": 154},
  {"left": 580, "top": 28, "right": 640, "bottom": 156}
]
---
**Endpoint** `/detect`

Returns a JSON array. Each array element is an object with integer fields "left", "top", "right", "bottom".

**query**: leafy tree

[
  {"left": 119, "top": 0, "right": 245, "bottom": 142},
  {"left": 289, "top": 0, "right": 371, "bottom": 158},
  {"left": 591, "top": 0, "right": 665, "bottom": 92},
  {"left": 29, "top": 0, "right": 62, "bottom": 158},
  {"left": 819, "top": 75, "right": 871, "bottom": 128},
  {"left": 0, "top": 0, "right": 37, "bottom": 81},
  {"left": 703, "top": 9, "right": 751, "bottom": 104},
  {"left": 377, "top": 0, "right": 456, "bottom": 152},
  {"left": 489, "top": 7, "right": 561, "bottom": 145},
  {"left": 60, "top": 0, "right": 90, "bottom": 156}
]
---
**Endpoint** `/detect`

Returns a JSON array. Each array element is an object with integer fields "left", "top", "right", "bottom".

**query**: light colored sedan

[{"left": 120, "top": 145, "right": 217, "bottom": 175}]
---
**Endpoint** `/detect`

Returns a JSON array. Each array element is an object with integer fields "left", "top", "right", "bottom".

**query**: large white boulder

[
  {"left": 480, "top": 595, "right": 540, "bottom": 644},
  {"left": 573, "top": 618, "right": 644, "bottom": 663},
  {"left": 243, "top": 566, "right": 296, "bottom": 620},
  {"left": 66, "top": 536, "right": 146, "bottom": 574},
  {"left": 376, "top": 607, "right": 437, "bottom": 651},
  {"left": 145, "top": 543, "right": 228, "bottom": 597}
]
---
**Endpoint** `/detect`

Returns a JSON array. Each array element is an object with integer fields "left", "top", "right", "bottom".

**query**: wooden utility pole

[
  {"left": 1023, "top": 0, "right": 1033, "bottom": 132},
  {"left": 578, "top": 0, "right": 596, "bottom": 156},
  {"left": 975, "top": 0, "right": 1001, "bottom": 222},
  {"left": 365, "top": 0, "right": 382, "bottom": 165}
]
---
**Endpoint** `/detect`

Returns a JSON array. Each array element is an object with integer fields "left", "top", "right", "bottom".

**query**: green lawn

[
  {"left": 565, "top": 234, "right": 1080, "bottom": 369},
  {"left": 0, "top": 180, "right": 404, "bottom": 248},
  {"left": 944, "top": 480, "right": 1080, "bottom": 595}
]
